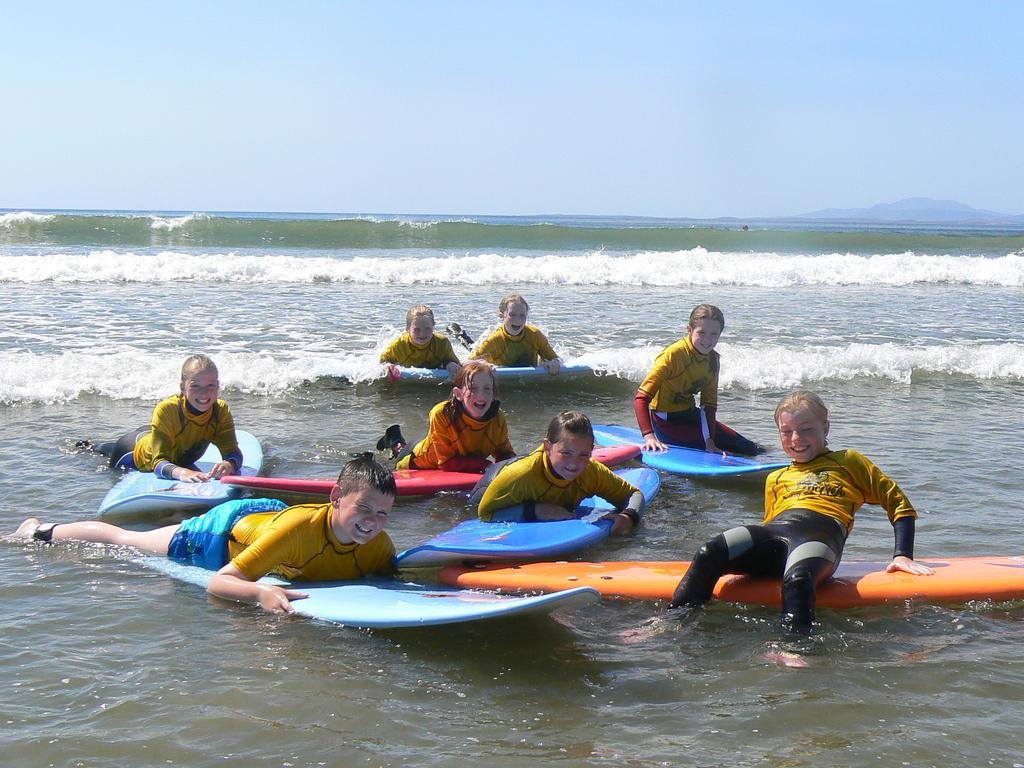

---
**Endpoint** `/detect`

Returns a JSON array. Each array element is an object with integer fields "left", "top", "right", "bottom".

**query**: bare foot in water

[{"left": 762, "top": 651, "right": 809, "bottom": 668}]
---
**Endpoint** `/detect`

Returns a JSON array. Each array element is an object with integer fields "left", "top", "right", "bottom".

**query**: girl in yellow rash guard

[
  {"left": 380, "top": 305, "right": 462, "bottom": 380},
  {"left": 472, "top": 410, "right": 645, "bottom": 536},
  {"left": 471, "top": 293, "right": 563, "bottom": 374},
  {"left": 670, "top": 390, "right": 934, "bottom": 632},
  {"left": 633, "top": 303, "right": 762, "bottom": 456},
  {"left": 383, "top": 360, "right": 516, "bottom": 473},
  {"left": 93, "top": 355, "right": 242, "bottom": 482}
]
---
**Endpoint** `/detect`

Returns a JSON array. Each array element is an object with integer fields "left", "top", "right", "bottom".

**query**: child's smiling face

[
  {"left": 408, "top": 315, "right": 435, "bottom": 346},
  {"left": 453, "top": 371, "right": 495, "bottom": 420},
  {"left": 776, "top": 406, "right": 829, "bottom": 463},
  {"left": 501, "top": 301, "right": 529, "bottom": 336},
  {"left": 329, "top": 484, "right": 393, "bottom": 545},
  {"left": 688, "top": 317, "right": 723, "bottom": 355},
  {"left": 182, "top": 368, "right": 220, "bottom": 413},
  {"left": 544, "top": 433, "right": 594, "bottom": 482}
]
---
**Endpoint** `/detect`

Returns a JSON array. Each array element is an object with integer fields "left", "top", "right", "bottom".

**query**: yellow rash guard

[
  {"left": 133, "top": 395, "right": 241, "bottom": 477},
  {"left": 227, "top": 502, "right": 395, "bottom": 581},
  {"left": 471, "top": 324, "right": 557, "bottom": 367},
  {"left": 476, "top": 447, "right": 638, "bottom": 521},
  {"left": 764, "top": 449, "right": 917, "bottom": 533},
  {"left": 396, "top": 400, "right": 515, "bottom": 470},
  {"left": 380, "top": 332, "right": 460, "bottom": 369},
  {"left": 637, "top": 336, "right": 719, "bottom": 415}
]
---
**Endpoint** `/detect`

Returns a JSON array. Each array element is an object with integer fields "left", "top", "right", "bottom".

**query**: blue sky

[{"left": 2, "top": 2, "right": 1021, "bottom": 217}]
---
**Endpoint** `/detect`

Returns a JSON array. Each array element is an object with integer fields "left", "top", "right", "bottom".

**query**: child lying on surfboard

[
  {"left": 634, "top": 303, "right": 762, "bottom": 456},
  {"left": 82, "top": 354, "right": 242, "bottom": 483},
  {"left": 470, "top": 292, "right": 563, "bottom": 374},
  {"left": 377, "top": 360, "right": 516, "bottom": 473},
  {"left": 380, "top": 304, "right": 462, "bottom": 381},
  {"left": 16, "top": 455, "right": 396, "bottom": 614},
  {"left": 471, "top": 410, "right": 644, "bottom": 536},
  {"left": 670, "top": 390, "right": 933, "bottom": 632}
]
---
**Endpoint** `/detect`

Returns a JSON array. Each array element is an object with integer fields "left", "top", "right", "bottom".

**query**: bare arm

[{"left": 207, "top": 563, "right": 308, "bottom": 613}]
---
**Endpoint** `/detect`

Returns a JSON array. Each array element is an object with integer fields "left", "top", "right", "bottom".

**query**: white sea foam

[
  {"left": 0, "top": 248, "right": 1020, "bottom": 286},
  {"left": 2, "top": 343, "right": 1021, "bottom": 405},
  {"left": 148, "top": 213, "right": 209, "bottom": 231},
  {"left": 0, "top": 211, "right": 56, "bottom": 227}
]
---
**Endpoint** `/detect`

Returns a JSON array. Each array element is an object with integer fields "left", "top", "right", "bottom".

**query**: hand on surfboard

[
  {"left": 704, "top": 438, "right": 728, "bottom": 460},
  {"left": 886, "top": 556, "right": 935, "bottom": 576},
  {"left": 642, "top": 433, "right": 669, "bottom": 452},
  {"left": 257, "top": 585, "right": 310, "bottom": 614}
]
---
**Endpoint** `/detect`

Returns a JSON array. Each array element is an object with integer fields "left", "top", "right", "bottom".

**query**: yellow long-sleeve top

[
  {"left": 476, "top": 447, "right": 639, "bottom": 522},
  {"left": 471, "top": 324, "right": 557, "bottom": 367},
  {"left": 397, "top": 400, "right": 515, "bottom": 470},
  {"left": 227, "top": 502, "right": 395, "bottom": 581},
  {"left": 764, "top": 449, "right": 917, "bottom": 534},
  {"left": 637, "top": 336, "right": 719, "bottom": 414},
  {"left": 133, "top": 395, "right": 241, "bottom": 477},
  {"left": 380, "top": 332, "right": 460, "bottom": 369}
]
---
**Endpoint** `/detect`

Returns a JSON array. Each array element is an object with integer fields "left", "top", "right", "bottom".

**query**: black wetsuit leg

[
  {"left": 671, "top": 509, "right": 846, "bottom": 631},
  {"left": 466, "top": 456, "right": 523, "bottom": 509},
  {"left": 671, "top": 525, "right": 786, "bottom": 606},
  {"left": 771, "top": 511, "right": 847, "bottom": 630},
  {"left": 711, "top": 423, "right": 762, "bottom": 456},
  {"left": 98, "top": 426, "right": 148, "bottom": 469}
]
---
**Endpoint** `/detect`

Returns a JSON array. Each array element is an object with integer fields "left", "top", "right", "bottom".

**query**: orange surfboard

[{"left": 439, "top": 557, "right": 1024, "bottom": 608}]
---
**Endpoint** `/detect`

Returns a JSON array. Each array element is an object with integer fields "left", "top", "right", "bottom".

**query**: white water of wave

[
  {"left": 0, "top": 211, "right": 56, "bottom": 227},
  {"left": 1, "top": 249, "right": 1022, "bottom": 286},
  {"left": 148, "top": 213, "right": 210, "bottom": 231},
  {"left": 3, "top": 343, "right": 1021, "bottom": 405}
]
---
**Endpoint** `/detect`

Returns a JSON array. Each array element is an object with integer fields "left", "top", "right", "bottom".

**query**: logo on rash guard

[{"left": 795, "top": 471, "right": 844, "bottom": 498}]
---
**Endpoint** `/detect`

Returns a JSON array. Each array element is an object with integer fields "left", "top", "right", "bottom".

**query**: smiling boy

[{"left": 16, "top": 455, "right": 397, "bottom": 614}]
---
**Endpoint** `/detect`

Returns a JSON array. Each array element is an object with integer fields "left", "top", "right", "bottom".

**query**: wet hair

[
  {"left": 774, "top": 390, "right": 830, "bottom": 427},
  {"left": 180, "top": 354, "right": 218, "bottom": 386},
  {"left": 545, "top": 410, "right": 595, "bottom": 445},
  {"left": 445, "top": 360, "right": 497, "bottom": 425},
  {"left": 335, "top": 454, "right": 397, "bottom": 497},
  {"left": 405, "top": 305, "right": 435, "bottom": 330},
  {"left": 687, "top": 304, "right": 725, "bottom": 331},
  {"left": 499, "top": 293, "right": 529, "bottom": 315}
]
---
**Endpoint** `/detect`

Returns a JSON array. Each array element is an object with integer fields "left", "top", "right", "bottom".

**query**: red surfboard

[{"left": 220, "top": 444, "right": 641, "bottom": 498}]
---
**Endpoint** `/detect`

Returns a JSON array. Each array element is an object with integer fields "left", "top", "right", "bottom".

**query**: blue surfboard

[
  {"left": 394, "top": 467, "right": 661, "bottom": 567},
  {"left": 98, "top": 431, "right": 263, "bottom": 517},
  {"left": 393, "top": 363, "right": 595, "bottom": 381},
  {"left": 143, "top": 557, "right": 598, "bottom": 629},
  {"left": 593, "top": 424, "right": 787, "bottom": 477}
]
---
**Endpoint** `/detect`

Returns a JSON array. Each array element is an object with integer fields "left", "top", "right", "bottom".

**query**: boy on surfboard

[
  {"left": 16, "top": 455, "right": 396, "bottom": 614},
  {"left": 472, "top": 410, "right": 644, "bottom": 536},
  {"left": 380, "top": 304, "right": 462, "bottom": 381},
  {"left": 471, "top": 293, "right": 563, "bottom": 374},
  {"left": 635, "top": 304, "right": 763, "bottom": 456},
  {"left": 670, "top": 390, "right": 933, "bottom": 632},
  {"left": 84, "top": 354, "right": 242, "bottom": 483}
]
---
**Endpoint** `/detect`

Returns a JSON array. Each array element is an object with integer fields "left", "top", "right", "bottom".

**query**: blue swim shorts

[{"left": 168, "top": 497, "right": 287, "bottom": 570}]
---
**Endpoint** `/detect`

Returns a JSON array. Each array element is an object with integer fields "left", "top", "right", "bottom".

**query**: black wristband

[
  {"left": 621, "top": 509, "right": 641, "bottom": 528},
  {"left": 522, "top": 501, "right": 537, "bottom": 523}
]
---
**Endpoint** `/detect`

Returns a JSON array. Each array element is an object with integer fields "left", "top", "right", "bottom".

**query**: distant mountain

[{"left": 796, "top": 197, "right": 1023, "bottom": 223}]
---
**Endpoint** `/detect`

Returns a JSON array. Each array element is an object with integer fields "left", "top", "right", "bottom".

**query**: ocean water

[{"left": 2, "top": 209, "right": 1024, "bottom": 767}]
